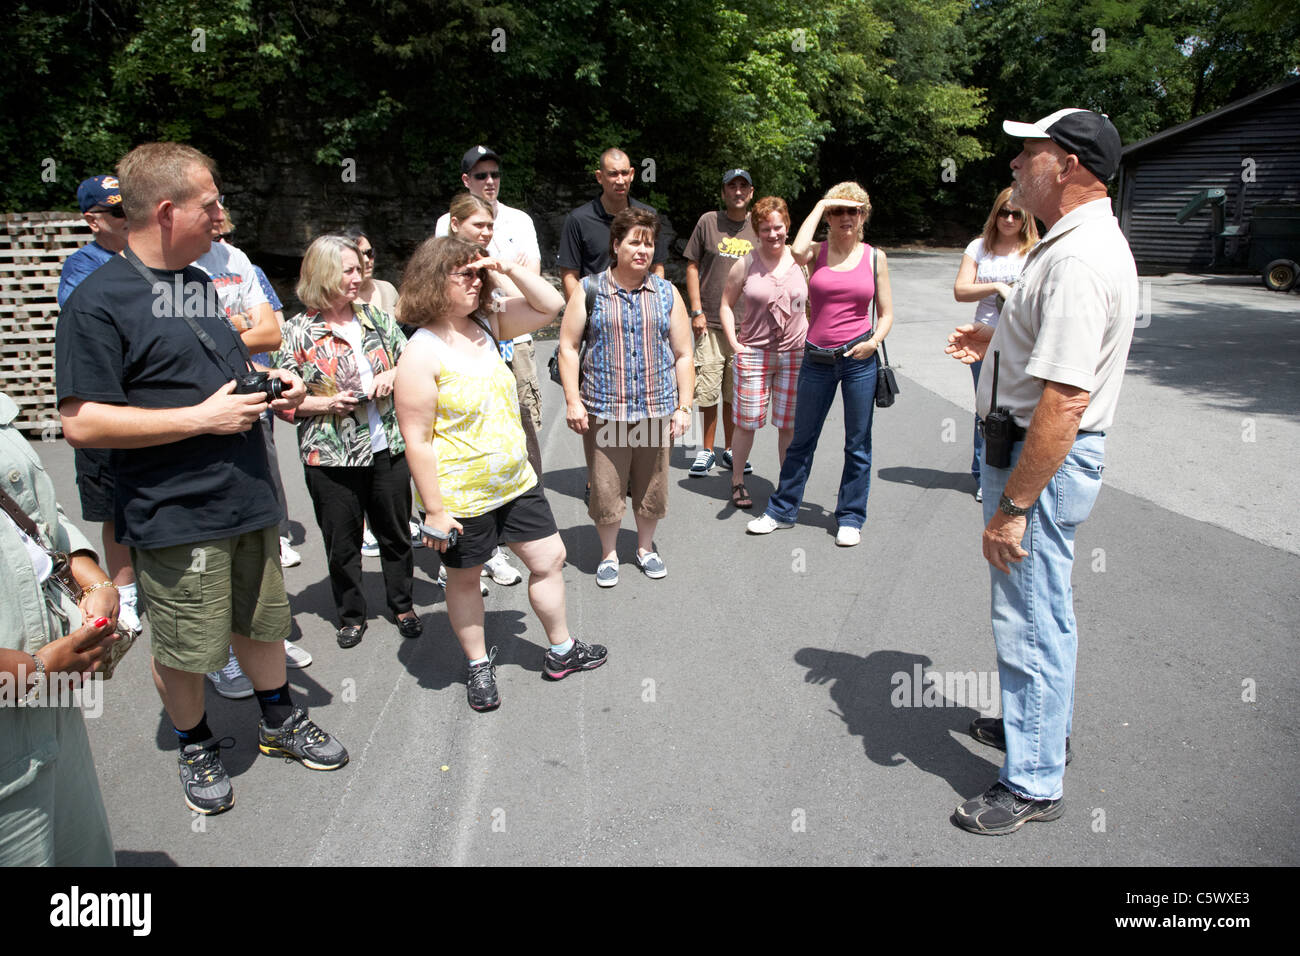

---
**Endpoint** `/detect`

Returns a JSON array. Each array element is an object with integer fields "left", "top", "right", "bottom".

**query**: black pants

[{"left": 303, "top": 450, "right": 413, "bottom": 628}]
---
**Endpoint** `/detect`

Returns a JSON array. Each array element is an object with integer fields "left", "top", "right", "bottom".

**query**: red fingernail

[{"left": 94, "top": 617, "right": 110, "bottom": 628}]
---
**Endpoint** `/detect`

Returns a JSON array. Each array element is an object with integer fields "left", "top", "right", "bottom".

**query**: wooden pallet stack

[{"left": 0, "top": 212, "right": 90, "bottom": 436}]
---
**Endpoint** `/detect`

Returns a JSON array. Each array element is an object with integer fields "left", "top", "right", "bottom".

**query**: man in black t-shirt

[
  {"left": 56, "top": 142, "right": 349, "bottom": 816},
  {"left": 557, "top": 147, "right": 671, "bottom": 300}
]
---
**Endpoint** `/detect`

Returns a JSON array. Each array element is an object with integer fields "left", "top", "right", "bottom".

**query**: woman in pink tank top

[{"left": 746, "top": 181, "right": 895, "bottom": 547}]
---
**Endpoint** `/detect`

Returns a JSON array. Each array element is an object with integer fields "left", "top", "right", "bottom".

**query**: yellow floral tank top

[{"left": 416, "top": 327, "right": 536, "bottom": 518}]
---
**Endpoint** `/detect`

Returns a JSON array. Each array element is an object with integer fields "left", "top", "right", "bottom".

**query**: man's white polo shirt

[{"left": 977, "top": 198, "right": 1138, "bottom": 433}]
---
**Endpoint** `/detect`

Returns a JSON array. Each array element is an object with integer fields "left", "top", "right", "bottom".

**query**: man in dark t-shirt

[
  {"left": 56, "top": 142, "right": 348, "bottom": 817},
  {"left": 557, "top": 147, "right": 671, "bottom": 300}
]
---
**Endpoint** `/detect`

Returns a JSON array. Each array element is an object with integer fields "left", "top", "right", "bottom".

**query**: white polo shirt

[
  {"left": 977, "top": 198, "right": 1138, "bottom": 433},
  {"left": 435, "top": 200, "right": 541, "bottom": 346}
]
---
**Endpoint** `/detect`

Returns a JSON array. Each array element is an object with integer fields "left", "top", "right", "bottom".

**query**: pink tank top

[{"left": 807, "top": 242, "right": 875, "bottom": 349}]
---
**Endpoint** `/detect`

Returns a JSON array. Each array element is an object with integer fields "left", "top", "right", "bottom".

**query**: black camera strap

[{"left": 121, "top": 245, "right": 252, "bottom": 379}]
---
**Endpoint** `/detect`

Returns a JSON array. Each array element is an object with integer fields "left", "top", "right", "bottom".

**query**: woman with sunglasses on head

[
  {"left": 952, "top": 187, "right": 1038, "bottom": 500},
  {"left": 274, "top": 234, "right": 420, "bottom": 649},
  {"left": 747, "top": 182, "right": 893, "bottom": 547},
  {"left": 396, "top": 237, "right": 605, "bottom": 713},
  {"left": 343, "top": 227, "right": 400, "bottom": 315}
]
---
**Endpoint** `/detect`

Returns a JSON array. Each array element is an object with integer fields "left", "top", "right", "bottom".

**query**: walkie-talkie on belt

[{"left": 982, "top": 350, "right": 1016, "bottom": 468}]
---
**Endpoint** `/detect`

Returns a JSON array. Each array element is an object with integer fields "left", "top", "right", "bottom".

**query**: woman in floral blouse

[{"left": 276, "top": 234, "right": 421, "bottom": 649}]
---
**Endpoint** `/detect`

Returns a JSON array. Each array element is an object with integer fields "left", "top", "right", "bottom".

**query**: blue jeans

[
  {"left": 980, "top": 432, "right": 1105, "bottom": 801},
  {"left": 970, "top": 360, "right": 983, "bottom": 480},
  {"left": 764, "top": 353, "right": 877, "bottom": 529}
]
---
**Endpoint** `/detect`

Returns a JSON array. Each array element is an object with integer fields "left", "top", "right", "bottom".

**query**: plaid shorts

[{"left": 733, "top": 348, "right": 801, "bottom": 430}]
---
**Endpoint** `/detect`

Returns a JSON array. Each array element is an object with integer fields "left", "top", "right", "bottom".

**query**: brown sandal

[{"left": 731, "top": 483, "right": 753, "bottom": 509}]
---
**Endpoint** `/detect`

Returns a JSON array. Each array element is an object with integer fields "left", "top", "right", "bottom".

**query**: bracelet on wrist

[{"left": 82, "top": 581, "right": 116, "bottom": 595}]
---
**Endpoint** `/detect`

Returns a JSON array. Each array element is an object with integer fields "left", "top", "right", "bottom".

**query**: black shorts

[
  {"left": 441, "top": 483, "right": 557, "bottom": 569},
  {"left": 74, "top": 447, "right": 115, "bottom": 523}
]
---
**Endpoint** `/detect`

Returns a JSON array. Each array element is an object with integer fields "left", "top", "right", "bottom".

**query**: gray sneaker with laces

[
  {"left": 178, "top": 737, "right": 235, "bottom": 815},
  {"left": 258, "top": 707, "right": 348, "bottom": 770}
]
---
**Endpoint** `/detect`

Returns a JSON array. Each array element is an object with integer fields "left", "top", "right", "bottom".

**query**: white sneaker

[
  {"left": 836, "top": 526, "right": 861, "bottom": 547},
  {"left": 747, "top": 513, "right": 794, "bottom": 535},
  {"left": 438, "top": 564, "right": 489, "bottom": 596},
  {"left": 206, "top": 649, "right": 254, "bottom": 699},
  {"left": 280, "top": 536, "right": 302, "bottom": 568},
  {"left": 284, "top": 640, "right": 312, "bottom": 669},
  {"left": 361, "top": 528, "right": 379, "bottom": 558},
  {"left": 482, "top": 548, "right": 522, "bottom": 585}
]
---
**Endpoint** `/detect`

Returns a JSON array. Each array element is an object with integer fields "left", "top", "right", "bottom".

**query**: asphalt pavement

[{"left": 37, "top": 251, "right": 1298, "bottom": 866}]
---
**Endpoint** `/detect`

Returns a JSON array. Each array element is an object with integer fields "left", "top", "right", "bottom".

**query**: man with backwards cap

[
  {"left": 945, "top": 108, "right": 1138, "bottom": 835},
  {"left": 57, "top": 176, "right": 145, "bottom": 638}
]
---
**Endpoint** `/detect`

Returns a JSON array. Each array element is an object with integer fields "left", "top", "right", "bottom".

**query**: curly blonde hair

[{"left": 823, "top": 181, "right": 872, "bottom": 239}]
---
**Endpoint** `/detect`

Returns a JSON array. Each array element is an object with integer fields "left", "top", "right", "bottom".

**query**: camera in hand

[
  {"left": 234, "top": 371, "right": 285, "bottom": 402},
  {"left": 982, "top": 351, "right": 1022, "bottom": 468}
]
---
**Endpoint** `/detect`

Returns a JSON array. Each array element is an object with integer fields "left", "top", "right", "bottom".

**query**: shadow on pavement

[{"left": 795, "top": 647, "right": 998, "bottom": 800}]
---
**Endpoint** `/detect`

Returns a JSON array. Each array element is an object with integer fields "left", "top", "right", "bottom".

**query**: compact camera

[{"left": 234, "top": 371, "right": 286, "bottom": 402}]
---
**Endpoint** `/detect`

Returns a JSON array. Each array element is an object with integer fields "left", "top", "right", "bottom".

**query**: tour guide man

[
  {"left": 945, "top": 108, "right": 1137, "bottom": 835},
  {"left": 56, "top": 142, "right": 349, "bottom": 816}
]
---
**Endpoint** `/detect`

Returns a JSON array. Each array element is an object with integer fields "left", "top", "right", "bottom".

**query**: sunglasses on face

[
  {"left": 452, "top": 267, "right": 484, "bottom": 281},
  {"left": 471, "top": 170, "right": 502, "bottom": 181},
  {"left": 91, "top": 206, "right": 126, "bottom": 218},
  {"left": 359, "top": 248, "right": 375, "bottom": 259},
  {"left": 827, "top": 207, "right": 860, "bottom": 218},
  {"left": 998, "top": 208, "right": 1024, "bottom": 221}
]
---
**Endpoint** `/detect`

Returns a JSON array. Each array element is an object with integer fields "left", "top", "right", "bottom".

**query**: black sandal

[{"left": 731, "top": 483, "right": 753, "bottom": 509}]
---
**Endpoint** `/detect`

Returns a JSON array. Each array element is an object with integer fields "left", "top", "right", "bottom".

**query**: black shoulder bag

[{"left": 872, "top": 247, "right": 900, "bottom": 408}]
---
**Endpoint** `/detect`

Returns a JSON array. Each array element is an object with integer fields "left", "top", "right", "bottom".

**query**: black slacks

[{"left": 303, "top": 450, "right": 413, "bottom": 628}]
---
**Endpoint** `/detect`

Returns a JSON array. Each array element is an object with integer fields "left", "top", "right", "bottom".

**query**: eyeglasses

[
  {"left": 451, "top": 268, "right": 484, "bottom": 281},
  {"left": 998, "top": 208, "right": 1024, "bottom": 221},
  {"left": 359, "top": 248, "right": 375, "bottom": 259},
  {"left": 471, "top": 170, "right": 502, "bottom": 181},
  {"left": 90, "top": 206, "right": 126, "bottom": 219},
  {"left": 827, "top": 207, "right": 860, "bottom": 218}
]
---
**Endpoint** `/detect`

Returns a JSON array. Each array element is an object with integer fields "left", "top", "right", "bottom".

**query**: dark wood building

[{"left": 1116, "top": 79, "right": 1300, "bottom": 275}]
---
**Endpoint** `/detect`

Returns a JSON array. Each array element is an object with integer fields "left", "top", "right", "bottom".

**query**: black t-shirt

[
  {"left": 55, "top": 254, "right": 280, "bottom": 549},
  {"left": 557, "top": 196, "right": 671, "bottom": 277}
]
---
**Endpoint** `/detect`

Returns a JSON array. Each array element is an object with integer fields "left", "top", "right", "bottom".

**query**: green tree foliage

[{"left": 3, "top": 0, "right": 1294, "bottom": 245}]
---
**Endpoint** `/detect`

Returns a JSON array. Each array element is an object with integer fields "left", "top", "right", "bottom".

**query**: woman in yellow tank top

[{"left": 395, "top": 237, "right": 608, "bottom": 712}]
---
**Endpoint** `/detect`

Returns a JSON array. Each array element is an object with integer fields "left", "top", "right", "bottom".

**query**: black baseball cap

[
  {"left": 461, "top": 145, "right": 502, "bottom": 174},
  {"left": 1003, "top": 108, "right": 1122, "bottom": 182},
  {"left": 722, "top": 168, "right": 753, "bottom": 187}
]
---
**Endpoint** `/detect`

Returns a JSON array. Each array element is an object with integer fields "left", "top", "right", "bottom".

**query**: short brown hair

[
  {"left": 608, "top": 207, "right": 659, "bottom": 258},
  {"left": 399, "top": 236, "right": 492, "bottom": 329},
  {"left": 116, "top": 142, "right": 213, "bottom": 226},
  {"left": 296, "top": 234, "right": 361, "bottom": 312},
  {"left": 750, "top": 196, "right": 790, "bottom": 233}
]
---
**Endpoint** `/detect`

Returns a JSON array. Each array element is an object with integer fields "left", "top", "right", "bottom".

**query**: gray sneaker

[
  {"left": 206, "top": 650, "right": 253, "bottom": 699},
  {"left": 258, "top": 706, "right": 349, "bottom": 770},
  {"left": 635, "top": 550, "right": 667, "bottom": 579},
  {"left": 178, "top": 737, "right": 235, "bottom": 815},
  {"left": 596, "top": 558, "right": 619, "bottom": 588}
]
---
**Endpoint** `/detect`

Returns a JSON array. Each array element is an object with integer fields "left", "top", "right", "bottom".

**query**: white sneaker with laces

[
  {"left": 284, "top": 640, "right": 313, "bottom": 669},
  {"left": 361, "top": 528, "right": 379, "bottom": 558},
  {"left": 206, "top": 649, "right": 254, "bottom": 699},
  {"left": 482, "top": 548, "right": 522, "bottom": 585},
  {"left": 280, "top": 536, "right": 302, "bottom": 568},
  {"left": 747, "top": 513, "right": 794, "bottom": 535},
  {"left": 836, "top": 526, "right": 861, "bottom": 547}
]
